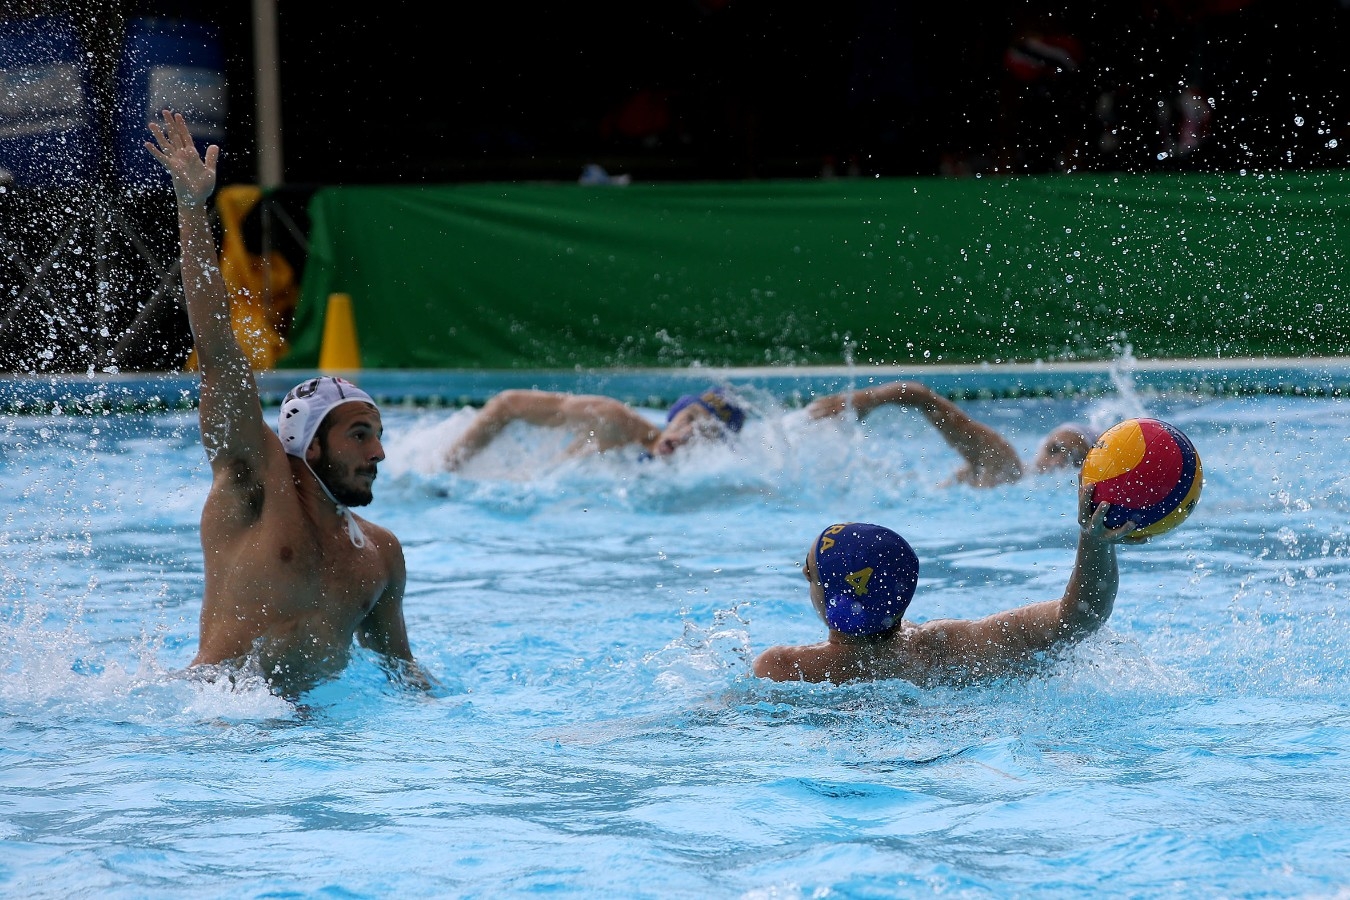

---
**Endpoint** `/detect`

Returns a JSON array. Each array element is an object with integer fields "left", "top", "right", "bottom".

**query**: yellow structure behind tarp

[
  {"left": 185, "top": 184, "right": 298, "bottom": 371},
  {"left": 318, "top": 293, "right": 362, "bottom": 371}
]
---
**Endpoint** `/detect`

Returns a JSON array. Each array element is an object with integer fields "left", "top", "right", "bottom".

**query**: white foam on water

[
  {"left": 0, "top": 613, "right": 291, "bottom": 722},
  {"left": 381, "top": 390, "right": 939, "bottom": 517}
]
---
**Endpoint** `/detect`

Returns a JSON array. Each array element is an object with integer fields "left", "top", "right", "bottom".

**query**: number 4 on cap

[{"left": 846, "top": 567, "right": 873, "bottom": 595}]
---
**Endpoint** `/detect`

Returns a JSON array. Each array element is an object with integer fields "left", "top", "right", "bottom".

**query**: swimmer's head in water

[
  {"left": 654, "top": 387, "right": 747, "bottom": 456},
  {"left": 807, "top": 523, "right": 919, "bottom": 636},
  {"left": 279, "top": 377, "right": 379, "bottom": 457},
  {"left": 1032, "top": 422, "right": 1096, "bottom": 473},
  {"left": 666, "top": 388, "right": 747, "bottom": 433}
]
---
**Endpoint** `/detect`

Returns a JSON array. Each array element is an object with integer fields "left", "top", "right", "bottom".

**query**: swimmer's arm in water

[
  {"left": 557, "top": 393, "right": 662, "bottom": 456},
  {"left": 355, "top": 537, "right": 435, "bottom": 690},
  {"left": 808, "top": 380, "right": 1022, "bottom": 485},
  {"left": 913, "top": 487, "right": 1136, "bottom": 674},
  {"left": 145, "top": 111, "right": 269, "bottom": 473},
  {"left": 444, "top": 390, "right": 657, "bottom": 468}
]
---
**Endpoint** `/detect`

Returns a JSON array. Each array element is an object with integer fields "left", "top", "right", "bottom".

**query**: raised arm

[
  {"left": 145, "top": 110, "right": 269, "bottom": 471},
  {"left": 444, "top": 389, "right": 657, "bottom": 468},
  {"left": 809, "top": 380, "right": 1022, "bottom": 486},
  {"left": 913, "top": 485, "right": 1137, "bottom": 674}
]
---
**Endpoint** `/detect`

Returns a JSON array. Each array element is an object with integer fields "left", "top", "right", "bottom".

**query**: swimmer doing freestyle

[
  {"left": 443, "top": 386, "right": 747, "bottom": 469},
  {"left": 146, "top": 111, "right": 431, "bottom": 697},
  {"left": 808, "top": 380, "right": 1094, "bottom": 488},
  {"left": 446, "top": 379, "right": 1085, "bottom": 489},
  {"left": 754, "top": 484, "right": 1141, "bottom": 684}
]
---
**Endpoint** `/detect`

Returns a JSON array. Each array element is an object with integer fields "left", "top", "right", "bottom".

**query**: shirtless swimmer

[
  {"left": 443, "top": 386, "right": 747, "bottom": 469},
  {"left": 753, "top": 485, "right": 1139, "bottom": 685},
  {"left": 146, "top": 111, "right": 431, "bottom": 697},
  {"left": 808, "top": 380, "right": 1094, "bottom": 488}
]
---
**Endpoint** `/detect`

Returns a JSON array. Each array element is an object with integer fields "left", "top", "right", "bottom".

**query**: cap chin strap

[{"left": 303, "top": 459, "right": 367, "bottom": 548}]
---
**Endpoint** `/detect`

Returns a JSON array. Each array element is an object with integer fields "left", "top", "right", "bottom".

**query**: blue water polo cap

[
  {"left": 813, "top": 523, "right": 919, "bottom": 635},
  {"left": 278, "top": 376, "right": 378, "bottom": 457},
  {"left": 666, "top": 387, "right": 746, "bottom": 433}
]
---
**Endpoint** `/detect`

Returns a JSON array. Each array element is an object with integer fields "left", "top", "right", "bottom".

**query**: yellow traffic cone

[{"left": 318, "top": 292, "right": 361, "bottom": 371}]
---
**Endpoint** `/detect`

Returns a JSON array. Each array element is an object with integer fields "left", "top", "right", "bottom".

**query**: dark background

[
  {"left": 4, "top": 0, "right": 1349, "bottom": 374},
  {"left": 18, "top": 0, "right": 1350, "bottom": 186}
]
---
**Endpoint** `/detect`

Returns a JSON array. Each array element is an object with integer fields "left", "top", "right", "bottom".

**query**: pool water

[{"left": 2, "top": 373, "right": 1349, "bottom": 897}]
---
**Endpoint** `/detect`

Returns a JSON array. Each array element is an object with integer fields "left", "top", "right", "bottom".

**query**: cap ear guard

[{"left": 279, "top": 392, "right": 314, "bottom": 455}]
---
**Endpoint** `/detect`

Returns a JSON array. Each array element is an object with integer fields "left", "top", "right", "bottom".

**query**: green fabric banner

[{"left": 285, "top": 173, "right": 1350, "bottom": 370}]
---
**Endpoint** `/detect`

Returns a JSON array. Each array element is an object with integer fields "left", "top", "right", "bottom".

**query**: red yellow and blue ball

[{"left": 1080, "top": 418, "right": 1202, "bottom": 538}]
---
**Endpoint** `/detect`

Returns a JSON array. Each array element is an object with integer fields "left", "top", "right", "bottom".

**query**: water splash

[
  {"left": 841, "top": 331, "right": 858, "bottom": 406},
  {"left": 0, "top": 610, "right": 291, "bottom": 722},
  {"left": 383, "top": 396, "right": 928, "bottom": 515},
  {"left": 644, "top": 602, "right": 754, "bottom": 692},
  {"left": 1086, "top": 342, "right": 1150, "bottom": 434}
]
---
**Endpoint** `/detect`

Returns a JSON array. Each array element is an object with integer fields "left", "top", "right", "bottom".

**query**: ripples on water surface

[{"left": 3, "top": 385, "right": 1349, "bottom": 898}]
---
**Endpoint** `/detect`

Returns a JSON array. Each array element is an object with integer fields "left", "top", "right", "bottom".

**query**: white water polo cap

[{"left": 278, "top": 377, "right": 378, "bottom": 457}]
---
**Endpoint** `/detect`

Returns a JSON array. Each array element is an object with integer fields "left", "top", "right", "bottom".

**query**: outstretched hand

[
  {"left": 144, "top": 109, "right": 219, "bottom": 208},
  {"left": 805, "top": 393, "right": 850, "bottom": 419},
  {"left": 1078, "top": 482, "right": 1146, "bottom": 544}
]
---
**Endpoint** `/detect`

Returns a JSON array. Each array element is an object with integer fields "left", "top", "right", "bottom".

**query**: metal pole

[{"left": 252, "top": 0, "right": 284, "bottom": 189}]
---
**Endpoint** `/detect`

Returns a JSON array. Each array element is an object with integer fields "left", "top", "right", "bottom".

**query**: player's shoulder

[
  {"left": 753, "top": 641, "right": 829, "bottom": 680},
  {"left": 359, "top": 518, "right": 405, "bottom": 566},
  {"left": 903, "top": 617, "right": 974, "bottom": 657}
]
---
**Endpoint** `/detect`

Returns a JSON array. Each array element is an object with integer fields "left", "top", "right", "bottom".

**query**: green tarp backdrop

[{"left": 285, "top": 173, "right": 1350, "bottom": 370}]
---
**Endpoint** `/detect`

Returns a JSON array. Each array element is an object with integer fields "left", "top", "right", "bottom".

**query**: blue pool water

[{"left": 3, "top": 365, "right": 1350, "bottom": 897}]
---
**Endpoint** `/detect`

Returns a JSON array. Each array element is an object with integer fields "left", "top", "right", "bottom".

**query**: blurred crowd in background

[
  {"left": 8, "top": 0, "right": 1348, "bottom": 187},
  {"left": 265, "top": 0, "right": 1350, "bottom": 184}
]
